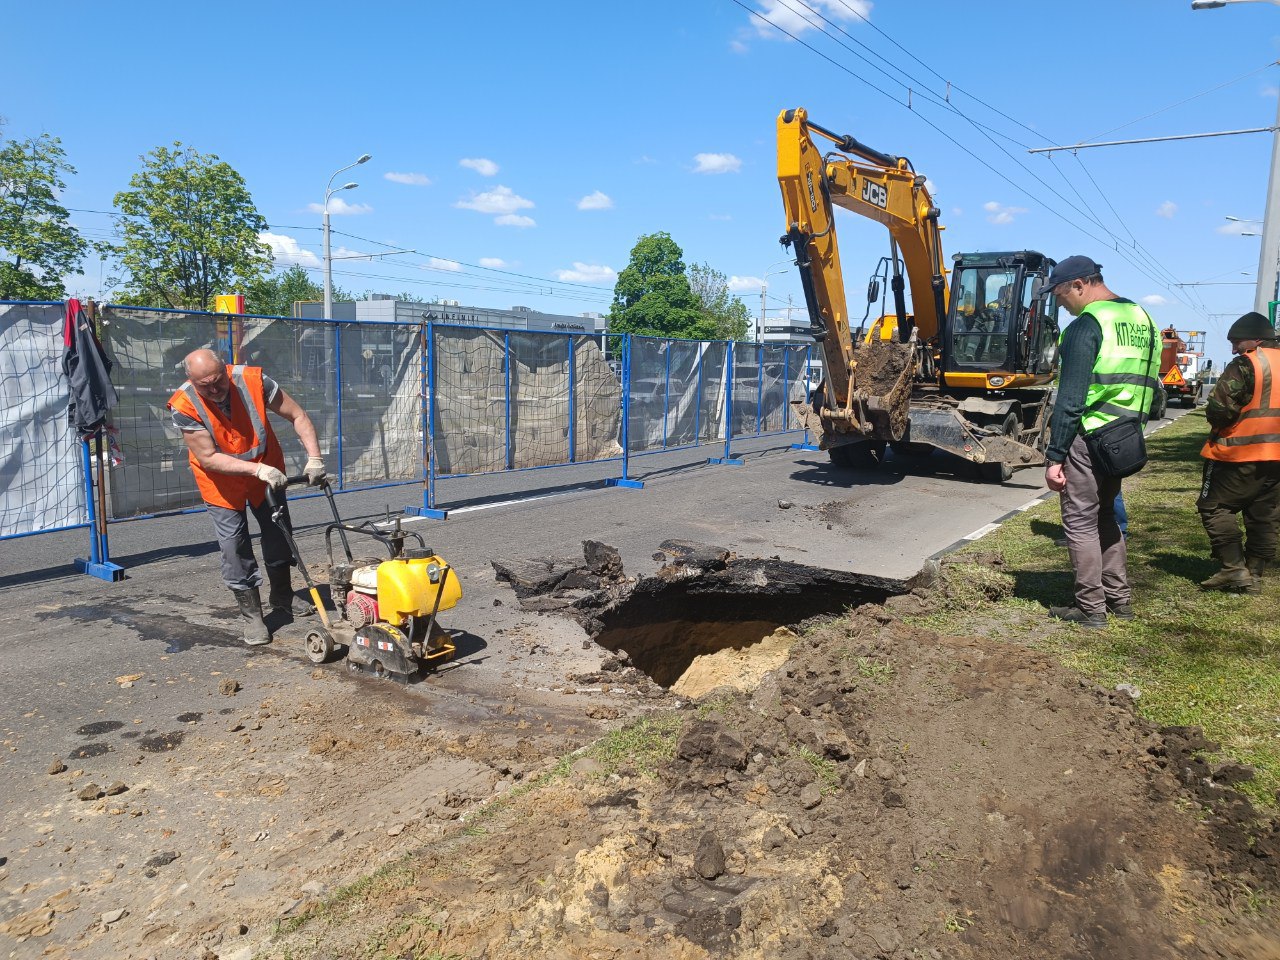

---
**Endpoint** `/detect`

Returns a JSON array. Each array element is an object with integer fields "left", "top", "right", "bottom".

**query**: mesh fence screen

[
  {"left": 337, "top": 322, "right": 424, "bottom": 486},
  {"left": 0, "top": 303, "right": 87, "bottom": 537},
  {"left": 627, "top": 336, "right": 732, "bottom": 454},
  {"left": 102, "top": 306, "right": 220, "bottom": 517},
  {"left": 431, "top": 325, "right": 620, "bottom": 476},
  {"left": 730, "top": 342, "right": 810, "bottom": 437}
]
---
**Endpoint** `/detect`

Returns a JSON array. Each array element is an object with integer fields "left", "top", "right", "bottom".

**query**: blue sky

[{"left": 6, "top": 0, "right": 1280, "bottom": 369}]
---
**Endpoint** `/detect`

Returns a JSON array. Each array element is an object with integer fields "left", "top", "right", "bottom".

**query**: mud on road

[{"left": 4, "top": 546, "right": 1280, "bottom": 960}]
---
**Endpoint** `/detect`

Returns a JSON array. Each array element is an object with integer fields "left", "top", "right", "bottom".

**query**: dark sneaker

[
  {"left": 1048, "top": 605, "right": 1107, "bottom": 629},
  {"left": 1053, "top": 537, "right": 1068, "bottom": 548},
  {"left": 1107, "top": 602, "right": 1135, "bottom": 620}
]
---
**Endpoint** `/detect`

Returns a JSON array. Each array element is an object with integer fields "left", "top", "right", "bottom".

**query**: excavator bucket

[
  {"left": 851, "top": 338, "right": 916, "bottom": 441},
  {"left": 904, "top": 404, "right": 1045, "bottom": 473}
]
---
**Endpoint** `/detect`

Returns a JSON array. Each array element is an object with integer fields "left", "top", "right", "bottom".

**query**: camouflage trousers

[{"left": 1197, "top": 459, "right": 1280, "bottom": 562}]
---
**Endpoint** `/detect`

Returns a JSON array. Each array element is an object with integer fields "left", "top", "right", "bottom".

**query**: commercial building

[{"left": 296, "top": 296, "right": 606, "bottom": 336}]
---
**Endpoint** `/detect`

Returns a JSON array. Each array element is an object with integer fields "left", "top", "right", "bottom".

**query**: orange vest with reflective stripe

[
  {"left": 1201, "top": 346, "right": 1280, "bottom": 463},
  {"left": 167, "top": 364, "right": 286, "bottom": 509}
]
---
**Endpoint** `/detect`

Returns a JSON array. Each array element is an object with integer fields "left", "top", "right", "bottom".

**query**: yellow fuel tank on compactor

[{"left": 376, "top": 555, "right": 462, "bottom": 628}]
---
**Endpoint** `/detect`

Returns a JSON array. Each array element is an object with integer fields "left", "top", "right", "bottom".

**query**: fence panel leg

[
  {"left": 708, "top": 341, "right": 743, "bottom": 466},
  {"left": 406, "top": 321, "right": 448, "bottom": 519},
  {"left": 74, "top": 435, "right": 125, "bottom": 581},
  {"left": 606, "top": 333, "right": 643, "bottom": 489}
]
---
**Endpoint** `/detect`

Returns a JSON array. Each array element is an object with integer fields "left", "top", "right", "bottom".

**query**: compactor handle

[{"left": 264, "top": 475, "right": 318, "bottom": 512}]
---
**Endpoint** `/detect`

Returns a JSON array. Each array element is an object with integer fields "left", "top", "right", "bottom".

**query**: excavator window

[{"left": 951, "top": 266, "right": 1018, "bottom": 369}]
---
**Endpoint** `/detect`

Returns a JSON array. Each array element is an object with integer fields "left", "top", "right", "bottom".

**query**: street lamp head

[
  {"left": 1190, "top": 1, "right": 1228, "bottom": 8},
  {"left": 356, "top": 154, "right": 372, "bottom": 164},
  {"left": 340, "top": 182, "right": 358, "bottom": 191}
]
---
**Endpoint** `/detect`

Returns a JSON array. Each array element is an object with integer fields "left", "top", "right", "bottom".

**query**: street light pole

[
  {"left": 1192, "top": 0, "right": 1280, "bottom": 313},
  {"left": 760, "top": 260, "right": 792, "bottom": 343},
  {"left": 322, "top": 154, "right": 372, "bottom": 319}
]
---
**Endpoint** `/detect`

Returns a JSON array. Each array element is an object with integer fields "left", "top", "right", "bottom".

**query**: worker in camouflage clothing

[{"left": 1197, "top": 311, "right": 1280, "bottom": 594}]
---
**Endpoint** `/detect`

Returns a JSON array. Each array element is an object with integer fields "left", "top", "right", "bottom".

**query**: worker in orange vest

[
  {"left": 167, "top": 349, "right": 326, "bottom": 644},
  {"left": 1198, "top": 312, "right": 1280, "bottom": 593}
]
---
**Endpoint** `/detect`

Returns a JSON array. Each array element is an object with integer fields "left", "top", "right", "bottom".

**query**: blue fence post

[
  {"left": 693, "top": 342, "right": 704, "bottom": 442},
  {"left": 406, "top": 320, "right": 447, "bottom": 519},
  {"left": 709, "top": 340, "right": 743, "bottom": 466},
  {"left": 504, "top": 332, "right": 513, "bottom": 471},
  {"left": 791, "top": 344, "right": 820, "bottom": 452},
  {"left": 607, "top": 333, "right": 643, "bottom": 489},
  {"left": 334, "top": 323, "right": 345, "bottom": 490},
  {"left": 755, "top": 342, "right": 764, "bottom": 436},
  {"left": 662, "top": 340, "right": 671, "bottom": 450},
  {"left": 74, "top": 435, "right": 124, "bottom": 581},
  {"left": 567, "top": 335, "right": 576, "bottom": 463}
]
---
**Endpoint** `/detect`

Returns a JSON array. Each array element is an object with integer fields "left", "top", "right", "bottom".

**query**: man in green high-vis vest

[{"left": 1042, "top": 256, "right": 1161, "bottom": 629}]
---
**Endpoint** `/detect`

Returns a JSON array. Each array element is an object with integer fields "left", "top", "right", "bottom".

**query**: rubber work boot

[
  {"left": 232, "top": 588, "right": 271, "bottom": 646},
  {"left": 1199, "top": 543, "right": 1253, "bottom": 592},
  {"left": 1245, "top": 556, "right": 1267, "bottom": 596},
  {"left": 266, "top": 565, "right": 315, "bottom": 617},
  {"left": 1106, "top": 602, "right": 1136, "bottom": 620},
  {"left": 1048, "top": 605, "right": 1107, "bottom": 630}
]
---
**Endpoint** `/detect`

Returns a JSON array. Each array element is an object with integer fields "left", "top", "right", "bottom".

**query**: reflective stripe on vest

[
  {"left": 177, "top": 364, "right": 269, "bottom": 461},
  {"left": 1201, "top": 346, "right": 1280, "bottom": 462},
  {"left": 1077, "top": 301, "right": 1160, "bottom": 434}
]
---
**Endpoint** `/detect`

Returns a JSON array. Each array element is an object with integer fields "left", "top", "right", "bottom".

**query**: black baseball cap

[{"left": 1042, "top": 255, "right": 1102, "bottom": 292}]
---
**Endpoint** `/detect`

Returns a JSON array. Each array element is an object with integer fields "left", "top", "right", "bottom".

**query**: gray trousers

[
  {"left": 207, "top": 497, "right": 296, "bottom": 591},
  {"left": 1061, "top": 434, "right": 1129, "bottom": 616},
  {"left": 1198, "top": 459, "right": 1280, "bottom": 562}
]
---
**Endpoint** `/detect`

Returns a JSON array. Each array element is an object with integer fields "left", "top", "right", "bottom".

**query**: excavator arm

[{"left": 777, "top": 108, "right": 949, "bottom": 440}]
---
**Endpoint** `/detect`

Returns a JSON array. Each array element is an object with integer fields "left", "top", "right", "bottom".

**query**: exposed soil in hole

[{"left": 592, "top": 557, "right": 902, "bottom": 690}]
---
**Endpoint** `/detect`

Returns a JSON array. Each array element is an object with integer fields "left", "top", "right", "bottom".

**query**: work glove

[
  {"left": 254, "top": 463, "right": 288, "bottom": 490},
  {"left": 304, "top": 456, "right": 327, "bottom": 486}
]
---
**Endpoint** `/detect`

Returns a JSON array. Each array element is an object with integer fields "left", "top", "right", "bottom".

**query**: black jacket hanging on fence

[{"left": 62, "top": 298, "right": 118, "bottom": 435}]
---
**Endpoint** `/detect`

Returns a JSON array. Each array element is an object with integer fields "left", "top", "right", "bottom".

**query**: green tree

[
  {"left": 0, "top": 133, "right": 88, "bottom": 300},
  {"left": 607, "top": 232, "right": 708, "bottom": 339},
  {"left": 245, "top": 264, "right": 327, "bottom": 317},
  {"left": 688, "top": 262, "right": 752, "bottom": 341},
  {"left": 111, "top": 142, "right": 271, "bottom": 311}
]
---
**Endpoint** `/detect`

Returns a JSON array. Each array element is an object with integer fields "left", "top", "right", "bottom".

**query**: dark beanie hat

[{"left": 1226, "top": 311, "right": 1275, "bottom": 341}]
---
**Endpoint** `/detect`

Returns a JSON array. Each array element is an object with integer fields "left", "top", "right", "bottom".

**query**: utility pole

[{"left": 1256, "top": 95, "right": 1280, "bottom": 314}]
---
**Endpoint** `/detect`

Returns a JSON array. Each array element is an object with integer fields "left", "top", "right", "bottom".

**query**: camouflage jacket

[{"left": 1205, "top": 337, "right": 1280, "bottom": 431}]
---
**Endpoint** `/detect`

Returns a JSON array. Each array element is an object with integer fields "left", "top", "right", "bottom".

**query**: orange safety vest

[
  {"left": 1201, "top": 345, "right": 1280, "bottom": 463},
  {"left": 167, "top": 364, "right": 286, "bottom": 509}
]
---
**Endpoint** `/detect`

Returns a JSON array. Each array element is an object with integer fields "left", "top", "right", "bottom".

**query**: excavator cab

[{"left": 943, "top": 252, "right": 1059, "bottom": 388}]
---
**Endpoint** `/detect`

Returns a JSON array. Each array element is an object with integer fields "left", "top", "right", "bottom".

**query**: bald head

[{"left": 184, "top": 349, "right": 230, "bottom": 402}]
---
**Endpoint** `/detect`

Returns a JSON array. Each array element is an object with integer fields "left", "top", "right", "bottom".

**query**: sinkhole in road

[{"left": 591, "top": 558, "right": 905, "bottom": 692}]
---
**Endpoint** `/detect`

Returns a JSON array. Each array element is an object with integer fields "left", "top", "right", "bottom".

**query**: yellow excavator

[{"left": 776, "top": 107, "right": 1062, "bottom": 481}]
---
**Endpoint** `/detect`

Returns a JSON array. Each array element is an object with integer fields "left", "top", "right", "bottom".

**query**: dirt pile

[{"left": 300, "top": 602, "right": 1280, "bottom": 960}]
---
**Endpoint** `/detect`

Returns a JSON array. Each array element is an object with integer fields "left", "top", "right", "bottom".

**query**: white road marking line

[
  {"left": 374, "top": 489, "right": 588, "bottom": 527},
  {"left": 963, "top": 522, "right": 1001, "bottom": 541}
]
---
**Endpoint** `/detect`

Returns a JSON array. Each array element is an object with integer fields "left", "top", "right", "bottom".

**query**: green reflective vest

[{"left": 1076, "top": 300, "right": 1160, "bottom": 434}]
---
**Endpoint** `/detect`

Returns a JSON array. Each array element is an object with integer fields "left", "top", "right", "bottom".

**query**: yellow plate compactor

[{"left": 266, "top": 478, "right": 462, "bottom": 681}]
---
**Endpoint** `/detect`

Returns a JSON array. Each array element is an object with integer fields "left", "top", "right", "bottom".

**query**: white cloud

[
  {"left": 555, "top": 262, "right": 616, "bottom": 283},
  {"left": 751, "top": 0, "right": 871, "bottom": 38},
  {"left": 259, "top": 232, "right": 319, "bottom": 268},
  {"left": 479, "top": 257, "right": 508, "bottom": 269},
  {"left": 426, "top": 257, "right": 462, "bottom": 272},
  {"left": 924, "top": 178, "right": 937, "bottom": 195},
  {"left": 455, "top": 185, "right": 534, "bottom": 216},
  {"left": 495, "top": 214, "right": 536, "bottom": 227},
  {"left": 1156, "top": 200, "right": 1177, "bottom": 219},
  {"left": 384, "top": 171, "right": 431, "bottom": 186},
  {"left": 983, "top": 200, "right": 1027, "bottom": 225},
  {"left": 460, "top": 157, "right": 499, "bottom": 176},
  {"left": 951, "top": 207, "right": 964, "bottom": 216},
  {"left": 577, "top": 190, "right": 613, "bottom": 210},
  {"left": 1141, "top": 294, "right": 1169, "bottom": 307},
  {"left": 727, "top": 275, "right": 763, "bottom": 292},
  {"left": 331, "top": 246, "right": 373, "bottom": 262},
  {"left": 730, "top": 39, "right": 748, "bottom": 54},
  {"left": 1217, "top": 219, "right": 1259, "bottom": 235},
  {"left": 693, "top": 152, "right": 742, "bottom": 175},
  {"left": 306, "top": 198, "right": 372, "bottom": 215},
  {"left": 709, "top": 213, "right": 733, "bottom": 221}
]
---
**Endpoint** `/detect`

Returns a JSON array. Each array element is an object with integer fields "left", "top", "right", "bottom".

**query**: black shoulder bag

[{"left": 1085, "top": 317, "right": 1157, "bottom": 479}]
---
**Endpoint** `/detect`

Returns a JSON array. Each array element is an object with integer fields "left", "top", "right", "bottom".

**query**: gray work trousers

[
  {"left": 207, "top": 497, "right": 296, "bottom": 592},
  {"left": 1060, "top": 434, "right": 1129, "bottom": 616},
  {"left": 1198, "top": 459, "right": 1280, "bottom": 562}
]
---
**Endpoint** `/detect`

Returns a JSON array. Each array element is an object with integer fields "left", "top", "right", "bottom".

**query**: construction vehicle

[
  {"left": 1159, "top": 327, "right": 1205, "bottom": 409},
  {"left": 776, "top": 108, "right": 1062, "bottom": 481},
  {"left": 266, "top": 477, "right": 462, "bottom": 681}
]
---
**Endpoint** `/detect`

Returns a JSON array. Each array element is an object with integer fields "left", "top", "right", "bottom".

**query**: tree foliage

[
  {"left": 0, "top": 133, "right": 88, "bottom": 300},
  {"left": 111, "top": 142, "right": 271, "bottom": 311},
  {"left": 688, "top": 262, "right": 751, "bottom": 341},
  {"left": 607, "top": 232, "right": 706, "bottom": 339},
  {"left": 245, "top": 264, "right": 327, "bottom": 317},
  {"left": 608, "top": 233, "right": 752, "bottom": 342}
]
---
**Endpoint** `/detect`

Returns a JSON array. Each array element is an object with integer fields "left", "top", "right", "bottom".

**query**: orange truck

[{"left": 1159, "top": 327, "right": 1205, "bottom": 412}]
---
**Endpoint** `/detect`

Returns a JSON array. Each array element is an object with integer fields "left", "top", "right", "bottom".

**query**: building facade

[{"left": 296, "top": 296, "right": 606, "bottom": 336}]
